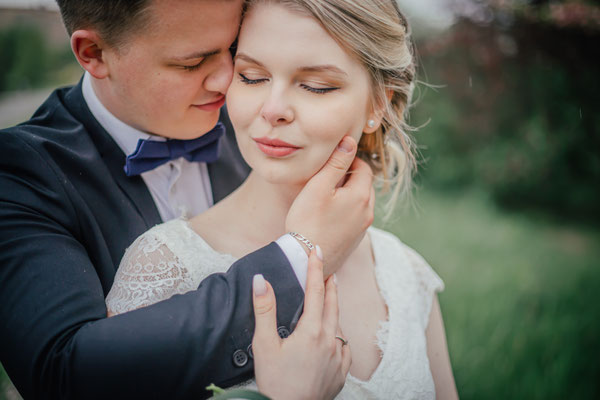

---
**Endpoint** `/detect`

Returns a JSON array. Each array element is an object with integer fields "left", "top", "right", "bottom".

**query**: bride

[{"left": 106, "top": 0, "right": 457, "bottom": 398}]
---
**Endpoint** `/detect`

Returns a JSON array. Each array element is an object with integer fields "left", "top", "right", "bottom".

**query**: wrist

[{"left": 288, "top": 232, "right": 314, "bottom": 256}]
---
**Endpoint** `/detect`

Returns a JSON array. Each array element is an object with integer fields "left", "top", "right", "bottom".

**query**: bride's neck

[{"left": 228, "top": 171, "right": 304, "bottom": 241}]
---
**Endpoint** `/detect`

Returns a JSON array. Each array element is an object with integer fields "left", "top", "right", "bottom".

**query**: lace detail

[
  {"left": 106, "top": 223, "right": 444, "bottom": 399},
  {"left": 105, "top": 219, "right": 236, "bottom": 315},
  {"left": 375, "top": 319, "right": 391, "bottom": 355}
]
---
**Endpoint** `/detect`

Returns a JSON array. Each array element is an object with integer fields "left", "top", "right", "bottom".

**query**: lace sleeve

[{"left": 105, "top": 231, "right": 196, "bottom": 316}]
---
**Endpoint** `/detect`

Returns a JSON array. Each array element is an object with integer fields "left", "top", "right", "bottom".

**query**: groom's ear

[{"left": 70, "top": 30, "right": 110, "bottom": 79}]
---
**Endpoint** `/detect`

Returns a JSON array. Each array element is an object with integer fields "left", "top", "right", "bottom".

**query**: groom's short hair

[{"left": 56, "top": 0, "right": 153, "bottom": 47}]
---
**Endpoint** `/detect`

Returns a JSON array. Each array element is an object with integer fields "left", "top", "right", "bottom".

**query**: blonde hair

[{"left": 245, "top": 0, "right": 417, "bottom": 216}]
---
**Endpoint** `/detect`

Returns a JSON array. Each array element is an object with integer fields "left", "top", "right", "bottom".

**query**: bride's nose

[{"left": 260, "top": 86, "right": 294, "bottom": 127}]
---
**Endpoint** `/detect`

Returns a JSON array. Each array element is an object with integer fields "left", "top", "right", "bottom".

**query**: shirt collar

[{"left": 82, "top": 72, "right": 166, "bottom": 157}]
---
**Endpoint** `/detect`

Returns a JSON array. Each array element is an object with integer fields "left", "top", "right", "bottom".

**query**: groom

[{"left": 0, "top": 0, "right": 373, "bottom": 399}]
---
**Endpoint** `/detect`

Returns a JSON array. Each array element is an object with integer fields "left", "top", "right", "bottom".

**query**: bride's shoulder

[
  {"left": 369, "top": 227, "right": 444, "bottom": 331},
  {"left": 368, "top": 226, "right": 444, "bottom": 292},
  {"left": 368, "top": 226, "right": 420, "bottom": 261}
]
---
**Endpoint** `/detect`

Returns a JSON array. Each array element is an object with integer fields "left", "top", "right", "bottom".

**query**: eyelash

[
  {"left": 182, "top": 62, "right": 203, "bottom": 72},
  {"left": 300, "top": 84, "right": 339, "bottom": 94},
  {"left": 238, "top": 73, "right": 339, "bottom": 95},
  {"left": 239, "top": 73, "right": 267, "bottom": 85}
]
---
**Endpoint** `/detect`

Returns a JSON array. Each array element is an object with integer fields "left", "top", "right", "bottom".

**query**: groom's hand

[
  {"left": 252, "top": 249, "right": 351, "bottom": 400},
  {"left": 286, "top": 135, "right": 374, "bottom": 276}
]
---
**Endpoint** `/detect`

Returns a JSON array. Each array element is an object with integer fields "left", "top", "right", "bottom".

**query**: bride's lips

[
  {"left": 193, "top": 95, "right": 226, "bottom": 111},
  {"left": 253, "top": 137, "right": 301, "bottom": 157}
]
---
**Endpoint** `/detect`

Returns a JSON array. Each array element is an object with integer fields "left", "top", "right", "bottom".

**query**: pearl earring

[{"left": 367, "top": 120, "right": 375, "bottom": 128}]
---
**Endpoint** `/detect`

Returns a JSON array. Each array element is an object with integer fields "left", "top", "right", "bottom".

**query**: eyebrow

[
  {"left": 298, "top": 65, "right": 347, "bottom": 76},
  {"left": 234, "top": 53, "right": 265, "bottom": 67},
  {"left": 235, "top": 52, "right": 347, "bottom": 76},
  {"left": 171, "top": 49, "right": 220, "bottom": 62}
]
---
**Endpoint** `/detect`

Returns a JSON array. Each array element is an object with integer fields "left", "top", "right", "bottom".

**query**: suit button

[
  {"left": 232, "top": 349, "right": 248, "bottom": 367},
  {"left": 277, "top": 326, "right": 290, "bottom": 339},
  {"left": 247, "top": 344, "right": 254, "bottom": 359}
]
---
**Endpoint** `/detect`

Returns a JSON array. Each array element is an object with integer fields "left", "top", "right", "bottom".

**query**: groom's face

[{"left": 100, "top": 0, "right": 242, "bottom": 139}]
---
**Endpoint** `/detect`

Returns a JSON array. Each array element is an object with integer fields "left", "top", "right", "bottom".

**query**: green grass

[
  {"left": 2, "top": 188, "right": 599, "bottom": 399},
  {"left": 0, "top": 362, "right": 18, "bottom": 400},
  {"left": 376, "top": 188, "right": 600, "bottom": 399}
]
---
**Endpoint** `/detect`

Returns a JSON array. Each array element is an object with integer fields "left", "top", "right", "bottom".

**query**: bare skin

[{"left": 334, "top": 235, "right": 387, "bottom": 380}]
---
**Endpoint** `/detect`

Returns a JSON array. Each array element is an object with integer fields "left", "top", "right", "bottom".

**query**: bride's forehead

[
  {"left": 238, "top": 4, "right": 358, "bottom": 70},
  {"left": 240, "top": 4, "right": 333, "bottom": 45}
]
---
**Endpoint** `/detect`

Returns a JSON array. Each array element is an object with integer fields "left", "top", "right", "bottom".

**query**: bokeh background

[{"left": 1, "top": 0, "right": 599, "bottom": 399}]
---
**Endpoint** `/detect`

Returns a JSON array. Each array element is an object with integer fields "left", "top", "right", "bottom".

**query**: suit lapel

[{"left": 62, "top": 81, "right": 162, "bottom": 229}]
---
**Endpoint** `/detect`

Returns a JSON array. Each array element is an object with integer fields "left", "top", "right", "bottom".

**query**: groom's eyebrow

[{"left": 171, "top": 49, "right": 221, "bottom": 62}]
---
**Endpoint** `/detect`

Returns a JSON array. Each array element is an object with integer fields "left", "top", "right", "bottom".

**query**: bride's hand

[
  {"left": 286, "top": 135, "right": 375, "bottom": 277},
  {"left": 252, "top": 249, "right": 351, "bottom": 400}
]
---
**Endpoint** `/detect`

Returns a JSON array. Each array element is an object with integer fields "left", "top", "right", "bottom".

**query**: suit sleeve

[{"left": 0, "top": 132, "right": 304, "bottom": 399}]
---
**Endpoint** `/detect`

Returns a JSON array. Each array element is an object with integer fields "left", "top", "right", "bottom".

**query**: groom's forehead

[
  {"left": 132, "top": 0, "right": 243, "bottom": 38},
  {"left": 72, "top": 0, "right": 242, "bottom": 48},
  {"left": 147, "top": 0, "right": 242, "bottom": 21}
]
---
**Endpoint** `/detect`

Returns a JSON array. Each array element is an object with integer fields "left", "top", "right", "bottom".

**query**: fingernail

[
  {"left": 337, "top": 137, "right": 353, "bottom": 153},
  {"left": 316, "top": 244, "right": 324, "bottom": 261},
  {"left": 333, "top": 273, "right": 338, "bottom": 286},
  {"left": 253, "top": 274, "right": 267, "bottom": 297}
]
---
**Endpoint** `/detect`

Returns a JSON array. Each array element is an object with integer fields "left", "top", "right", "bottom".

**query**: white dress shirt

[{"left": 82, "top": 73, "right": 308, "bottom": 290}]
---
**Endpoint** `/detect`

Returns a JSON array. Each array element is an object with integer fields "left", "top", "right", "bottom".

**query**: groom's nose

[{"left": 203, "top": 51, "right": 234, "bottom": 94}]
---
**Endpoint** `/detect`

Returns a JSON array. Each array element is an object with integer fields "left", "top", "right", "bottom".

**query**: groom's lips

[
  {"left": 194, "top": 95, "right": 226, "bottom": 111},
  {"left": 253, "top": 137, "right": 301, "bottom": 157}
]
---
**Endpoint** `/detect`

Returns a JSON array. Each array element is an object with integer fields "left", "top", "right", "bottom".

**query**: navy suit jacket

[{"left": 0, "top": 81, "right": 304, "bottom": 399}]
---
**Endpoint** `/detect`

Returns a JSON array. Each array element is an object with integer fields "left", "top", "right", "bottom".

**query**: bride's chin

[{"left": 256, "top": 168, "right": 310, "bottom": 187}]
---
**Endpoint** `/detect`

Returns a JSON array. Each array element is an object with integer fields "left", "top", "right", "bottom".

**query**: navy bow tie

[{"left": 124, "top": 122, "right": 225, "bottom": 176}]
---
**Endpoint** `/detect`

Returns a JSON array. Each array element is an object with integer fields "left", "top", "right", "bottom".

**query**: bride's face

[{"left": 226, "top": 3, "right": 373, "bottom": 185}]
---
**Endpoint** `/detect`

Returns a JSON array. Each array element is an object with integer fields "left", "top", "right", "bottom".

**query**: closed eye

[
  {"left": 300, "top": 84, "right": 340, "bottom": 94},
  {"left": 181, "top": 61, "right": 204, "bottom": 72},
  {"left": 239, "top": 73, "right": 268, "bottom": 85}
]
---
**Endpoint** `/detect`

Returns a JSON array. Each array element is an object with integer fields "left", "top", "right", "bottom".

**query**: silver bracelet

[{"left": 288, "top": 232, "right": 315, "bottom": 252}]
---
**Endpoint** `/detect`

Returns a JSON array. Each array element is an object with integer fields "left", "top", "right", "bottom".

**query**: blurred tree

[
  {"left": 0, "top": 23, "right": 76, "bottom": 94},
  {"left": 412, "top": 0, "right": 600, "bottom": 223},
  {"left": 0, "top": 24, "right": 49, "bottom": 92}
]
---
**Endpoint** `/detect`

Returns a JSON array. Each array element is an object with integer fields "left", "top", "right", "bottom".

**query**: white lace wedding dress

[{"left": 106, "top": 219, "right": 444, "bottom": 399}]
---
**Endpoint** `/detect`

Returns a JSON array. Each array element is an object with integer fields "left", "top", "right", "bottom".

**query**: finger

[
  {"left": 336, "top": 326, "right": 352, "bottom": 377},
  {"left": 298, "top": 249, "right": 325, "bottom": 328},
  {"left": 310, "top": 136, "right": 357, "bottom": 189},
  {"left": 322, "top": 275, "right": 340, "bottom": 337},
  {"left": 252, "top": 274, "right": 280, "bottom": 346},
  {"left": 341, "top": 340, "right": 352, "bottom": 377},
  {"left": 341, "top": 157, "right": 374, "bottom": 191}
]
